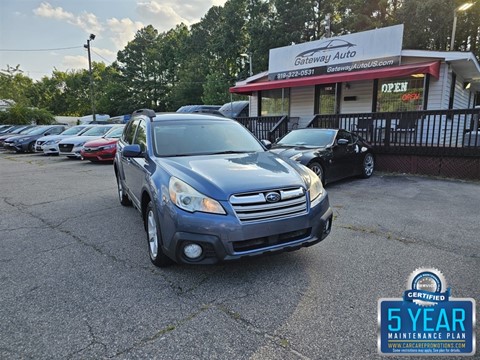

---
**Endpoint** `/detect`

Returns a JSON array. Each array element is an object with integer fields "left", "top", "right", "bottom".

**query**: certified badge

[
  {"left": 378, "top": 268, "right": 476, "bottom": 356},
  {"left": 405, "top": 268, "right": 449, "bottom": 306}
]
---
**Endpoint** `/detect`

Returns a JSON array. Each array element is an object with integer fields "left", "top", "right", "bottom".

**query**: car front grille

[
  {"left": 230, "top": 187, "right": 307, "bottom": 223},
  {"left": 83, "top": 147, "right": 99, "bottom": 153},
  {"left": 232, "top": 228, "right": 311, "bottom": 252},
  {"left": 59, "top": 144, "right": 74, "bottom": 152}
]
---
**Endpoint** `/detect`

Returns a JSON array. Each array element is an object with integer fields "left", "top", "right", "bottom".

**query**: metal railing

[
  {"left": 235, "top": 116, "right": 289, "bottom": 142},
  {"left": 307, "top": 109, "right": 480, "bottom": 156},
  {"left": 235, "top": 110, "right": 480, "bottom": 156}
]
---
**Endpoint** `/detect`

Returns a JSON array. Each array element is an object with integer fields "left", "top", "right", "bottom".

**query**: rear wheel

[
  {"left": 116, "top": 177, "right": 132, "bottom": 206},
  {"left": 145, "top": 201, "right": 174, "bottom": 267},
  {"left": 361, "top": 153, "right": 375, "bottom": 178},
  {"left": 308, "top": 161, "right": 325, "bottom": 184}
]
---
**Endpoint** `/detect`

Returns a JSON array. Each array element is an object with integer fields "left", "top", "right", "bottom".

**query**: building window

[
  {"left": 376, "top": 77, "right": 424, "bottom": 112},
  {"left": 448, "top": 72, "right": 456, "bottom": 109},
  {"left": 260, "top": 89, "right": 289, "bottom": 116},
  {"left": 315, "top": 84, "right": 336, "bottom": 114}
]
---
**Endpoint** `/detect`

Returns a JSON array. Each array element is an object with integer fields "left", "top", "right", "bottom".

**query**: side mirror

[
  {"left": 337, "top": 139, "right": 349, "bottom": 146},
  {"left": 122, "top": 144, "right": 143, "bottom": 158},
  {"left": 261, "top": 139, "right": 272, "bottom": 149},
  {"left": 44, "top": 132, "right": 51, "bottom": 136}
]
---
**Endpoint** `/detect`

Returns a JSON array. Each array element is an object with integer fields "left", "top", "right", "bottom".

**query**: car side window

[
  {"left": 133, "top": 120, "right": 147, "bottom": 152},
  {"left": 123, "top": 119, "right": 140, "bottom": 145},
  {"left": 336, "top": 130, "right": 353, "bottom": 144},
  {"left": 52, "top": 127, "right": 64, "bottom": 135}
]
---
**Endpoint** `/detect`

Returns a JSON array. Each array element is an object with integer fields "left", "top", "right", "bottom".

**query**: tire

[
  {"left": 145, "top": 201, "right": 174, "bottom": 267},
  {"left": 361, "top": 153, "right": 375, "bottom": 178},
  {"left": 28, "top": 142, "right": 35, "bottom": 153},
  {"left": 116, "top": 177, "right": 132, "bottom": 206},
  {"left": 308, "top": 161, "right": 325, "bottom": 184}
]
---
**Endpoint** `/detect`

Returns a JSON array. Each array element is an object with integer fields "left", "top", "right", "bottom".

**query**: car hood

[
  {"left": 84, "top": 138, "right": 118, "bottom": 147},
  {"left": 156, "top": 151, "right": 311, "bottom": 200},
  {"left": 59, "top": 135, "right": 102, "bottom": 145},
  {"left": 1, "top": 134, "right": 26, "bottom": 141},
  {"left": 37, "top": 134, "right": 76, "bottom": 142},
  {"left": 270, "top": 145, "right": 327, "bottom": 158},
  {"left": 5, "top": 134, "right": 42, "bottom": 142}
]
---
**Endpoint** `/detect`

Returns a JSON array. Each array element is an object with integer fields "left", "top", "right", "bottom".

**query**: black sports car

[{"left": 270, "top": 128, "right": 375, "bottom": 184}]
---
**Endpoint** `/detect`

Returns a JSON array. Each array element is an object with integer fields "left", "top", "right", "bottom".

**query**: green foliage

[
  {"left": 0, "top": 103, "right": 55, "bottom": 125},
  {"left": 0, "top": 65, "right": 34, "bottom": 106},
  {"left": 202, "top": 71, "right": 232, "bottom": 105}
]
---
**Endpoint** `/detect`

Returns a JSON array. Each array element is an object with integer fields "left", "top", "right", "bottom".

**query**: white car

[
  {"left": 35, "top": 125, "right": 94, "bottom": 155},
  {"left": 58, "top": 125, "right": 123, "bottom": 159}
]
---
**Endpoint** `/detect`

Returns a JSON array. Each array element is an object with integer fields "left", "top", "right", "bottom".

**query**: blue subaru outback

[{"left": 114, "top": 109, "right": 333, "bottom": 267}]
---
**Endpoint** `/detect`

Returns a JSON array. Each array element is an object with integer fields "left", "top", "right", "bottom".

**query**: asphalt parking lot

[{"left": 0, "top": 152, "right": 479, "bottom": 359}]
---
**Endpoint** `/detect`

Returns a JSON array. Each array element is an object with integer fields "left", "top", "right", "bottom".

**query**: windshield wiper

[{"left": 207, "top": 150, "right": 251, "bottom": 155}]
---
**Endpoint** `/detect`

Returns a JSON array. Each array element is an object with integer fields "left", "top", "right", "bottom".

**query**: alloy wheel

[{"left": 147, "top": 210, "right": 158, "bottom": 259}]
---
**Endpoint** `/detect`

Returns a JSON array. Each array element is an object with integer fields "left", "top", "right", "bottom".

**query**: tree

[
  {"left": 117, "top": 25, "right": 166, "bottom": 111},
  {"left": 0, "top": 65, "right": 34, "bottom": 106},
  {"left": 397, "top": 0, "right": 452, "bottom": 51},
  {"left": 202, "top": 70, "right": 232, "bottom": 104},
  {"left": 0, "top": 103, "right": 54, "bottom": 125}
]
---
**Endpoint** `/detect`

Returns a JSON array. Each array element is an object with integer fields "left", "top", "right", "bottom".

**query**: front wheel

[
  {"left": 28, "top": 142, "right": 35, "bottom": 153},
  {"left": 145, "top": 201, "right": 174, "bottom": 267},
  {"left": 361, "top": 153, "right": 375, "bottom": 178},
  {"left": 116, "top": 177, "right": 132, "bottom": 206},
  {"left": 308, "top": 161, "right": 325, "bottom": 184}
]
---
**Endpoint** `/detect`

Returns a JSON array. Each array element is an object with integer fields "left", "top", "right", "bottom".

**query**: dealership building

[{"left": 230, "top": 25, "right": 480, "bottom": 129}]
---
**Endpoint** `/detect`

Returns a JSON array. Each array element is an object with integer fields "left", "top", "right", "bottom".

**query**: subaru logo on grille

[{"left": 265, "top": 192, "right": 281, "bottom": 203}]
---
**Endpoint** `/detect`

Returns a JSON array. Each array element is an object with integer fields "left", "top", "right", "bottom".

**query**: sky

[{"left": 0, "top": 0, "right": 227, "bottom": 80}]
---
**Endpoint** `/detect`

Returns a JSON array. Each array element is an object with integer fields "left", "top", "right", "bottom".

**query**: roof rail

[{"left": 132, "top": 109, "right": 156, "bottom": 120}]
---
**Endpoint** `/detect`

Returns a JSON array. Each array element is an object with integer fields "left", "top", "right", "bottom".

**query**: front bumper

[
  {"left": 59, "top": 145, "right": 83, "bottom": 158},
  {"left": 81, "top": 148, "right": 116, "bottom": 161},
  {"left": 158, "top": 193, "right": 333, "bottom": 265},
  {"left": 42, "top": 143, "right": 60, "bottom": 155},
  {"left": 3, "top": 142, "right": 24, "bottom": 152}
]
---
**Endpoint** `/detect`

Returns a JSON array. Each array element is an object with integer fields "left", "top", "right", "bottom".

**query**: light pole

[
  {"left": 84, "top": 33, "right": 96, "bottom": 122},
  {"left": 240, "top": 53, "right": 253, "bottom": 77},
  {"left": 450, "top": 2, "right": 473, "bottom": 50}
]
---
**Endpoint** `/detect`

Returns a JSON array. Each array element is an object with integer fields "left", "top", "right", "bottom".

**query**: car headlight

[
  {"left": 306, "top": 168, "right": 324, "bottom": 205},
  {"left": 169, "top": 177, "right": 225, "bottom": 214},
  {"left": 76, "top": 142, "right": 86, "bottom": 147},
  {"left": 290, "top": 153, "right": 302, "bottom": 161},
  {"left": 101, "top": 144, "right": 116, "bottom": 150}
]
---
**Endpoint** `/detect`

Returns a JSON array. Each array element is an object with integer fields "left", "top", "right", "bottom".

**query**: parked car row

[
  {"left": 0, "top": 123, "right": 125, "bottom": 162},
  {"left": 3, "top": 125, "right": 67, "bottom": 152}
]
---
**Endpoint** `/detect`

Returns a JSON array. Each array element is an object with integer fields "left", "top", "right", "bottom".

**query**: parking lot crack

[
  {"left": 66, "top": 317, "right": 107, "bottom": 359},
  {"left": 110, "top": 303, "right": 211, "bottom": 358},
  {"left": 216, "top": 304, "right": 312, "bottom": 360},
  {"left": 338, "top": 223, "right": 479, "bottom": 259},
  {"left": 0, "top": 199, "right": 140, "bottom": 269}
]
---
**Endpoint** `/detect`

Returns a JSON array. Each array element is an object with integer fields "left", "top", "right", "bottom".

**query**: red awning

[{"left": 230, "top": 61, "right": 440, "bottom": 94}]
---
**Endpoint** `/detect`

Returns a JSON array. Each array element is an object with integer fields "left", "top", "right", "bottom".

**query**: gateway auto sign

[{"left": 268, "top": 24, "right": 403, "bottom": 81}]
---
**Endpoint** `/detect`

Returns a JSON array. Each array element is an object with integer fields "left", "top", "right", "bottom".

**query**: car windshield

[
  {"left": 276, "top": 129, "right": 336, "bottom": 147},
  {"left": 104, "top": 127, "right": 124, "bottom": 138},
  {"left": 18, "top": 127, "right": 37, "bottom": 134},
  {"left": 61, "top": 126, "right": 86, "bottom": 135},
  {"left": 82, "top": 126, "right": 113, "bottom": 136},
  {"left": 153, "top": 120, "right": 264, "bottom": 157},
  {"left": 26, "top": 127, "right": 50, "bottom": 135},
  {"left": 7, "top": 127, "right": 26, "bottom": 134}
]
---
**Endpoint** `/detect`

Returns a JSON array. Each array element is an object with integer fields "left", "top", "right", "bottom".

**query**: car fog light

[
  {"left": 183, "top": 243, "right": 203, "bottom": 259},
  {"left": 324, "top": 218, "right": 331, "bottom": 234}
]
